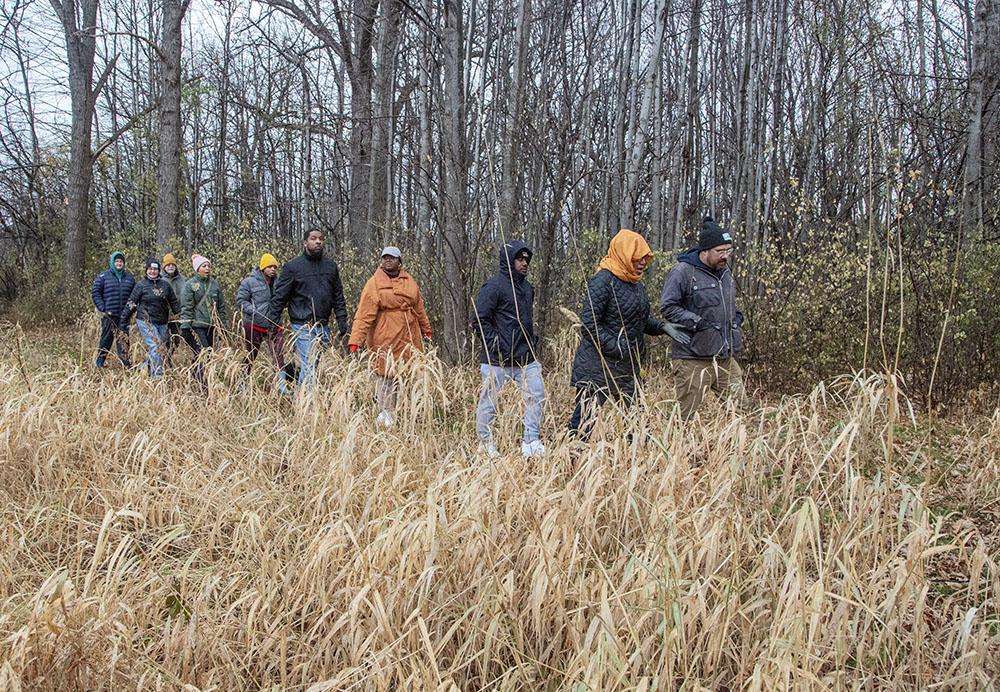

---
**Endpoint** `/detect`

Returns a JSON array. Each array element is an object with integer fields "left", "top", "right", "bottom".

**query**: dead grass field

[{"left": 0, "top": 318, "right": 998, "bottom": 691}]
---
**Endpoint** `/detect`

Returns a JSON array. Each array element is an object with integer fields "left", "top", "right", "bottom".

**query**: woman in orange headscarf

[{"left": 567, "top": 229, "right": 688, "bottom": 438}]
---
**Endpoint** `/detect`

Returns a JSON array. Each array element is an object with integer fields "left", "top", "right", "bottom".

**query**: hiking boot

[
  {"left": 95, "top": 357, "right": 106, "bottom": 369},
  {"left": 521, "top": 439, "right": 546, "bottom": 458}
]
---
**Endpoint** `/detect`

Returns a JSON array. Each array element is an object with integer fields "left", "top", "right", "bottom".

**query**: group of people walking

[{"left": 91, "top": 218, "right": 747, "bottom": 456}]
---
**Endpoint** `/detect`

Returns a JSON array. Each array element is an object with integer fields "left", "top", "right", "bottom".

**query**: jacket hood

[
  {"left": 677, "top": 247, "right": 724, "bottom": 276},
  {"left": 110, "top": 251, "right": 125, "bottom": 277},
  {"left": 499, "top": 240, "right": 532, "bottom": 280}
]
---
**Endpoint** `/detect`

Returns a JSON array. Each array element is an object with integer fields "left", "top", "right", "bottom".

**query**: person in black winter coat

[
  {"left": 473, "top": 240, "right": 547, "bottom": 458},
  {"left": 567, "top": 229, "right": 689, "bottom": 439},
  {"left": 660, "top": 216, "right": 748, "bottom": 419},
  {"left": 91, "top": 251, "right": 135, "bottom": 369},
  {"left": 267, "top": 228, "right": 347, "bottom": 391},
  {"left": 120, "top": 258, "right": 180, "bottom": 378}
]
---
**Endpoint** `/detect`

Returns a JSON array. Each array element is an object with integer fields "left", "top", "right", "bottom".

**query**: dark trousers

[
  {"left": 242, "top": 324, "right": 286, "bottom": 373},
  {"left": 182, "top": 326, "right": 214, "bottom": 384},
  {"left": 97, "top": 316, "right": 130, "bottom": 367},
  {"left": 567, "top": 385, "right": 635, "bottom": 440},
  {"left": 165, "top": 322, "right": 182, "bottom": 365}
]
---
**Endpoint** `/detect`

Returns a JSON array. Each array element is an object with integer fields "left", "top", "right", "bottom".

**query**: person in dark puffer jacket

[
  {"left": 473, "top": 240, "right": 546, "bottom": 458},
  {"left": 567, "top": 229, "right": 688, "bottom": 439},
  {"left": 91, "top": 251, "right": 135, "bottom": 369},
  {"left": 267, "top": 228, "right": 348, "bottom": 392},
  {"left": 660, "top": 216, "right": 748, "bottom": 419},
  {"left": 120, "top": 258, "right": 180, "bottom": 378},
  {"left": 236, "top": 254, "right": 291, "bottom": 393}
]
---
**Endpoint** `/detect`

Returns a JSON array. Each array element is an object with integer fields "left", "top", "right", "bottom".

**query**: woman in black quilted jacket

[{"left": 567, "top": 229, "right": 687, "bottom": 438}]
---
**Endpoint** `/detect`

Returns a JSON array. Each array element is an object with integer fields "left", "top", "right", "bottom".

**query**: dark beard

[{"left": 306, "top": 247, "right": 323, "bottom": 259}]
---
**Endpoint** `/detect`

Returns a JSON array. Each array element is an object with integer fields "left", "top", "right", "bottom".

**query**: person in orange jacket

[{"left": 348, "top": 246, "right": 432, "bottom": 427}]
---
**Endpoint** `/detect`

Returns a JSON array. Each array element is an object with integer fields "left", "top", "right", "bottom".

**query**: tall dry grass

[{"left": 0, "top": 318, "right": 998, "bottom": 690}]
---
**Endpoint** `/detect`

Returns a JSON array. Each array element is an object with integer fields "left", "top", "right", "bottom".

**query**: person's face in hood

[
  {"left": 513, "top": 256, "right": 529, "bottom": 276},
  {"left": 113, "top": 256, "right": 124, "bottom": 271}
]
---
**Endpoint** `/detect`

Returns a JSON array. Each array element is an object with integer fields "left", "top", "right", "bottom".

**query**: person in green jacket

[{"left": 180, "top": 254, "right": 226, "bottom": 384}]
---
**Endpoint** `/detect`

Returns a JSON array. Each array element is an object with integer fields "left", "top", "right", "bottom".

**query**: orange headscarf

[{"left": 598, "top": 229, "right": 653, "bottom": 284}]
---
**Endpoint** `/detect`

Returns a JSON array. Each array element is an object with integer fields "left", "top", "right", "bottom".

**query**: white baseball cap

[{"left": 381, "top": 246, "right": 402, "bottom": 259}]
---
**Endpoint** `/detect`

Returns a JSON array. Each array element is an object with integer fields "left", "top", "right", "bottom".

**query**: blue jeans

[
  {"left": 290, "top": 323, "right": 331, "bottom": 390},
  {"left": 476, "top": 361, "right": 546, "bottom": 444},
  {"left": 136, "top": 320, "right": 169, "bottom": 377}
]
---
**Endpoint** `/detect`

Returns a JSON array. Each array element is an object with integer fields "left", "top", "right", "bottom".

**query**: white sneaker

[
  {"left": 376, "top": 411, "right": 395, "bottom": 428},
  {"left": 521, "top": 440, "right": 546, "bottom": 458},
  {"left": 479, "top": 442, "right": 501, "bottom": 458}
]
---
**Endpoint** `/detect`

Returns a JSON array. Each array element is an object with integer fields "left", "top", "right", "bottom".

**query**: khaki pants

[{"left": 672, "top": 358, "right": 747, "bottom": 419}]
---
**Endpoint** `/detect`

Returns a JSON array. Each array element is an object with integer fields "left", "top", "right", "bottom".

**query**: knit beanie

[
  {"left": 698, "top": 217, "right": 733, "bottom": 251},
  {"left": 192, "top": 254, "right": 210, "bottom": 272},
  {"left": 146, "top": 258, "right": 161, "bottom": 271},
  {"left": 163, "top": 253, "right": 177, "bottom": 267},
  {"left": 259, "top": 253, "right": 278, "bottom": 270}
]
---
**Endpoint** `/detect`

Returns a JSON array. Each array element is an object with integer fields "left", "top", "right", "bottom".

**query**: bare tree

[{"left": 155, "top": 0, "right": 191, "bottom": 251}]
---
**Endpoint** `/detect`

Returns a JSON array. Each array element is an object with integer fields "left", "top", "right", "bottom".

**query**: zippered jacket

[
  {"left": 236, "top": 268, "right": 278, "bottom": 329},
  {"left": 179, "top": 276, "right": 226, "bottom": 329},
  {"left": 163, "top": 270, "right": 186, "bottom": 303},
  {"left": 659, "top": 248, "right": 743, "bottom": 360},
  {"left": 474, "top": 240, "right": 538, "bottom": 367},
  {"left": 121, "top": 277, "right": 180, "bottom": 325},
  {"left": 91, "top": 252, "right": 135, "bottom": 319},
  {"left": 267, "top": 251, "right": 347, "bottom": 333}
]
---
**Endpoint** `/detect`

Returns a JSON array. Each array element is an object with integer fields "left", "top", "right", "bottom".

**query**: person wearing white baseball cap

[{"left": 348, "top": 246, "right": 432, "bottom": 427}]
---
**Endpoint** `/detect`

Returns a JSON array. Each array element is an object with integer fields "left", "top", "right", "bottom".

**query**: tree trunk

[
  {"left": 369, "top": 0, "right": 404, "bottom": 246},
  {"left": 622, "top": 0, "right": 669, "bottom": 227},
  {"left": 498, "top": 0, "right": 531, "bottom": 237},
  {"left": 155, "top": 0, "right": 187, "bottom": 252},
  {"left": 965, "top": 0, "right": 1000, "bottom": 239},
  {"left": 441, "top": 0, "right": 469, "bottom": 363},
  {"left": 51, "top": 0, "right": 103, "bottom": 292}
]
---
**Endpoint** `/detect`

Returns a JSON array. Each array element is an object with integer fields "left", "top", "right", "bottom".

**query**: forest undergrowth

[{"left": 0, "top": 318, "right": 998, "bottom": 690}]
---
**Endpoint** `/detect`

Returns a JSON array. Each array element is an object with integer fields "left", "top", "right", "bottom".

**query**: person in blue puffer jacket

[{"left": 91, "top": 251, "right": 135, "bottom": 369}]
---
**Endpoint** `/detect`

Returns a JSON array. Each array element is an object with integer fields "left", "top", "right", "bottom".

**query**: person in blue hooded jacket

[
  {"left": 91, "top": 251, "right": 135, "bottom": 369},
  {"left": 659, "top": 216, "right": 748, "bottom": 419},
  {"left": 473, "top": 240, "right": 546, "bottom": 458}
]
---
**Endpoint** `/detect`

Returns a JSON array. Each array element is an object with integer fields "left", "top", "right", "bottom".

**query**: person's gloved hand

[{"left": 660, "top": 321, "right": 691, "bottom": 344}]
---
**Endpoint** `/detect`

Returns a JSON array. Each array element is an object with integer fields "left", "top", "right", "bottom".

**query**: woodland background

[{"left": 0, "top": 0, "right": 998, "bottom": 403}]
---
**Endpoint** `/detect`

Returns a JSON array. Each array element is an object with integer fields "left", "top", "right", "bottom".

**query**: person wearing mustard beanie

[
  {"left": 161, "top": 253, "right": 186, "bottom": 362},
  {"left": 235, "top": 254, "right": 291, "bottom": 393}
]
